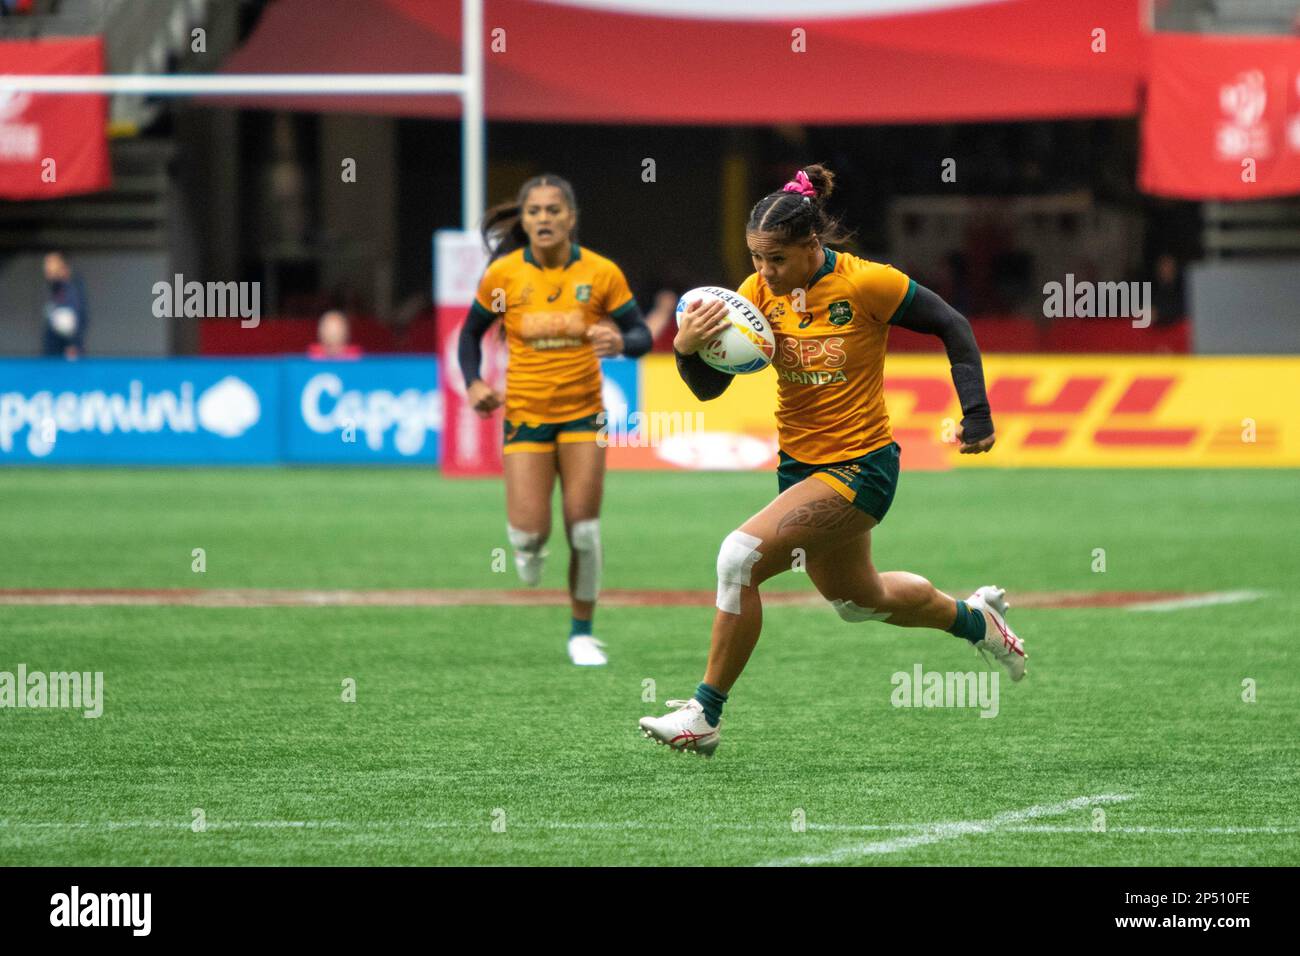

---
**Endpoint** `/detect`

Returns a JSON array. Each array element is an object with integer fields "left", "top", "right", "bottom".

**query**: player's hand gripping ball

[{"left": 675, "top": 287, "right": 774, "bottom": 374}]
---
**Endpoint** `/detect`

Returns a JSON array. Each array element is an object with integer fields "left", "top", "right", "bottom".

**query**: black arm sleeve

[
  {"left": 456, "top": 301, "right": 497, "bottom": 384},
  {"left": 674, "top": 348, "right": 734, "bottom": 402},
  {"left": 890, "top": 283, "right": 994, "bottom": 442},
  {"left": 609, "top": 301, "right": 652, "bottom": 358}
]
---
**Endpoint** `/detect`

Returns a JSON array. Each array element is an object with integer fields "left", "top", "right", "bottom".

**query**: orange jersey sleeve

[
  {"left": 473, "top": 258, "right": 507, "bottom": 315},
  {"left": 847, "top": 260, "right": 915, "bottom": 325},
  {"left": 598, "top": 261, "right": 636, "bottom": 316}
]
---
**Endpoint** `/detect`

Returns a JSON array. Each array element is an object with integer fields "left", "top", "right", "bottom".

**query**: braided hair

[{"left": 746, "top": 164, "right": 853, "bottom": 248}]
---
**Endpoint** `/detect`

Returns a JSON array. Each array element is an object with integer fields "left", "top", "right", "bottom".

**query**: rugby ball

[{"left": 675, "top": 286, "right": 774, "bottom": 375}]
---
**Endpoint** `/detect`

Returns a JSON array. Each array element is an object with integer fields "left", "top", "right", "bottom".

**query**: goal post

[{"left": 2, "top": 0, "right": 486, "bottom": 228}]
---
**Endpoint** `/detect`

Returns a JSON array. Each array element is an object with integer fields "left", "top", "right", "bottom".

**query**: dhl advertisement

[{"left": 604, "top": 355, "right": 1300, "bottom": 470}]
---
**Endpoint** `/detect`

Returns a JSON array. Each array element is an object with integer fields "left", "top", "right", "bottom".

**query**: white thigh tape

[{"left": 716, "top": 529, "right": 763, "bottom": 614}]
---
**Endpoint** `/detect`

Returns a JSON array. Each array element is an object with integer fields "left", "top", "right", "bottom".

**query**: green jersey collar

[
  {"left": 806, "top": 246, "right": 836, "bottom": 289},
  {"left": 524, "top": 241, "right": 581, "bottom": 270}
]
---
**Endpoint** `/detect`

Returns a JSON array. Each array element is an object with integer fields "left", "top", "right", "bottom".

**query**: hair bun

[
  {"left": 748, "top": 162, "right": 853, "bottom": 247},
  {"left": 800, "top": 164, "right": 835, "bottom": 202}
]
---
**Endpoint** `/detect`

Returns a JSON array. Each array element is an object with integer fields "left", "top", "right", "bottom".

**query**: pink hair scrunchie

[{"left": 782, "top": 169, "right": 816, "bottom": 199}]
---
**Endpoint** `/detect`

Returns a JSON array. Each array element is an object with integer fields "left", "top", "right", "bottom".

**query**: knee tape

[
  {"left": 716, "top": 530, "right": 763, "bottom": 615},
  {"left": 507, "top": 524, "right": 545, "bottom": 555},
  {"left": 569, "top": 518, "right": 602, "bottom": 603},
  {"left": 507, "top": 524, "right": 547, "bottom": 586},
  {"left": 830, "top": 598, "right": 892, "bottom": 623}
]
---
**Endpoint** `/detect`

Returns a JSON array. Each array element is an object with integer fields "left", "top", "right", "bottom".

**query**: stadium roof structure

[{"left": 212, "top": 0, "right": 1146, "bottom": 124}]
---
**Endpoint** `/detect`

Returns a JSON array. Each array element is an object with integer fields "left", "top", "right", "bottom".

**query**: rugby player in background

[{"left": 459, "top": 175, "right": 657, "bottom": 666}]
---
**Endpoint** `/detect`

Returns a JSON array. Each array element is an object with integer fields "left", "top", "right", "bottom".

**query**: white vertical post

[{"left": 462, "top": 0, "right": 485, "bottom": 232}]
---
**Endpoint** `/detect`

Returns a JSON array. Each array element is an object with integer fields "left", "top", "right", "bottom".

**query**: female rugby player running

[
  {"left": 640, "top": 165, "right": 1026, "bottom": 754},
  {"left": 459, "top": 174, "right": 656, "bottom": 666}
]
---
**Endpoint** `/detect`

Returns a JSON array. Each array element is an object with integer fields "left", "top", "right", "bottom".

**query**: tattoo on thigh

[{"left": 776, "top": 496, "right": 859, "bottom": 536}]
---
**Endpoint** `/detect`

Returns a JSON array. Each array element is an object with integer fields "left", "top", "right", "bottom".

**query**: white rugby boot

[
  {"left": 567, "top": 635, "right": 607, "bottom": 666},
  {"left": 639, "top": 698, "right": 720, "bottom": 756},
  {"left": 967, "top": 585, "right": 1027, "bottom": 682}
]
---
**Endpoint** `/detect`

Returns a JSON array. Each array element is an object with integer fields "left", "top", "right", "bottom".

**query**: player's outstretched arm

[
  {"left": 457, "top": 302, "right": 503, "bottom": 415},
  {"left": 890, "top": 284, "right": 995, "bottom": 453},
  {"left": 673, "top": 298, "right": 734, "bottom": 401}
]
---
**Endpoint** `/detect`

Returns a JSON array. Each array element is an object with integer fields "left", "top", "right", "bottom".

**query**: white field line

[
  {"left": 995, "top": 825, "right": 1300, "bottom": 834},
  {"left": 1127, "top": 590, "right": 1265, "bottom": 612},
  {"left": 0, "top": 820, "right": 783, "bottom": 832},
  {"left": 2, "top": 814, "right": 1295, "bottom": 837},
  {"left": 810, "top": 824, "right": 1300, "bottom": 835},
  {"left": 0, "top": 819, "right": 830, "bottom": 832},
  {"left": 759, "top": 794, "right": 1135, "bottom": 866}
]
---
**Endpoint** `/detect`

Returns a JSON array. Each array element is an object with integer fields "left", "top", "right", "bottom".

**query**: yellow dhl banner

[{"left": 617, "top": 355, "right": 1300, "bottom": 469}]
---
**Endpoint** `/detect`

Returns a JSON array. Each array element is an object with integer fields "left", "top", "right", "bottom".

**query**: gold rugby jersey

[
  {"left": 471, "top": 242, "right": 636, "bottom": 422},
  {"left": 738, "top": 247, "right": 915, "bottom": 464}
]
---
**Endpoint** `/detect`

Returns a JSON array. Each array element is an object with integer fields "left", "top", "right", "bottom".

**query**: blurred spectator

[
  {"left": 42, "top": 252, "right": 87, "bottom": 360},
  {"left": 644, "top": 289, "right": 680, "bottom": 352},
  {"left": 307, "top": 309, "right": 362, "bottom": 359},
  {"left": 1150, "top": 253, "right": 1186, "bottom": 326}
]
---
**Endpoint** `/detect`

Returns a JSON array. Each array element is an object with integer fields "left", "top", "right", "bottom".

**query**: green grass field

[{"left": 1, "top": 466, "right": 1297, "bottom": 866}]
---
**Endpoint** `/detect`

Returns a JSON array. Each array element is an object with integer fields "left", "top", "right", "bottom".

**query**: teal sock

[
  {"left": 693, "top": 682, "right": 727, "bottom": 728},
  {"left": 569, "top": 616, "right": 593, "bottom": 637},
  {"left": 947, "top": 599, "right": 986, "bottom": 644}
]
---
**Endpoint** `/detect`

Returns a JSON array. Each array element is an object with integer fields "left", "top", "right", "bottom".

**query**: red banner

[
  {"left": 434, "top": 230, "right": 505, "bottom": 478},
  {"left": 0, "top": 37, "right": 110, "bottom": 200},
  {"left": 437, "top": 306, "right": 508, "bottom": 477},
  {"left": 217, "top": 0, "right": 1144, "bottom": 124},
  {"left": 1140, "top": 33, "right": 1300, "bottom": 199}
]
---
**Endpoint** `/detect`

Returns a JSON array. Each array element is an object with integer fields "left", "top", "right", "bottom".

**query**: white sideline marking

[
  {"left": 0, "top": 820, "right": 777, "bottom": 832},
  {"left": 807, "top": 823, "right": 1300, "bottom": 834},
  {"left": 4, "top": 811, "right": 1295, "bottom": 838},
  {"left": 760, "top": 794, "right": 1134, "bottom": 866},
  {"left": 999, "top": 825, "right": 1300, "bottom": 834},
  {"left": 1127, "top": 590, "right": 1265, "bottom": 612}
]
